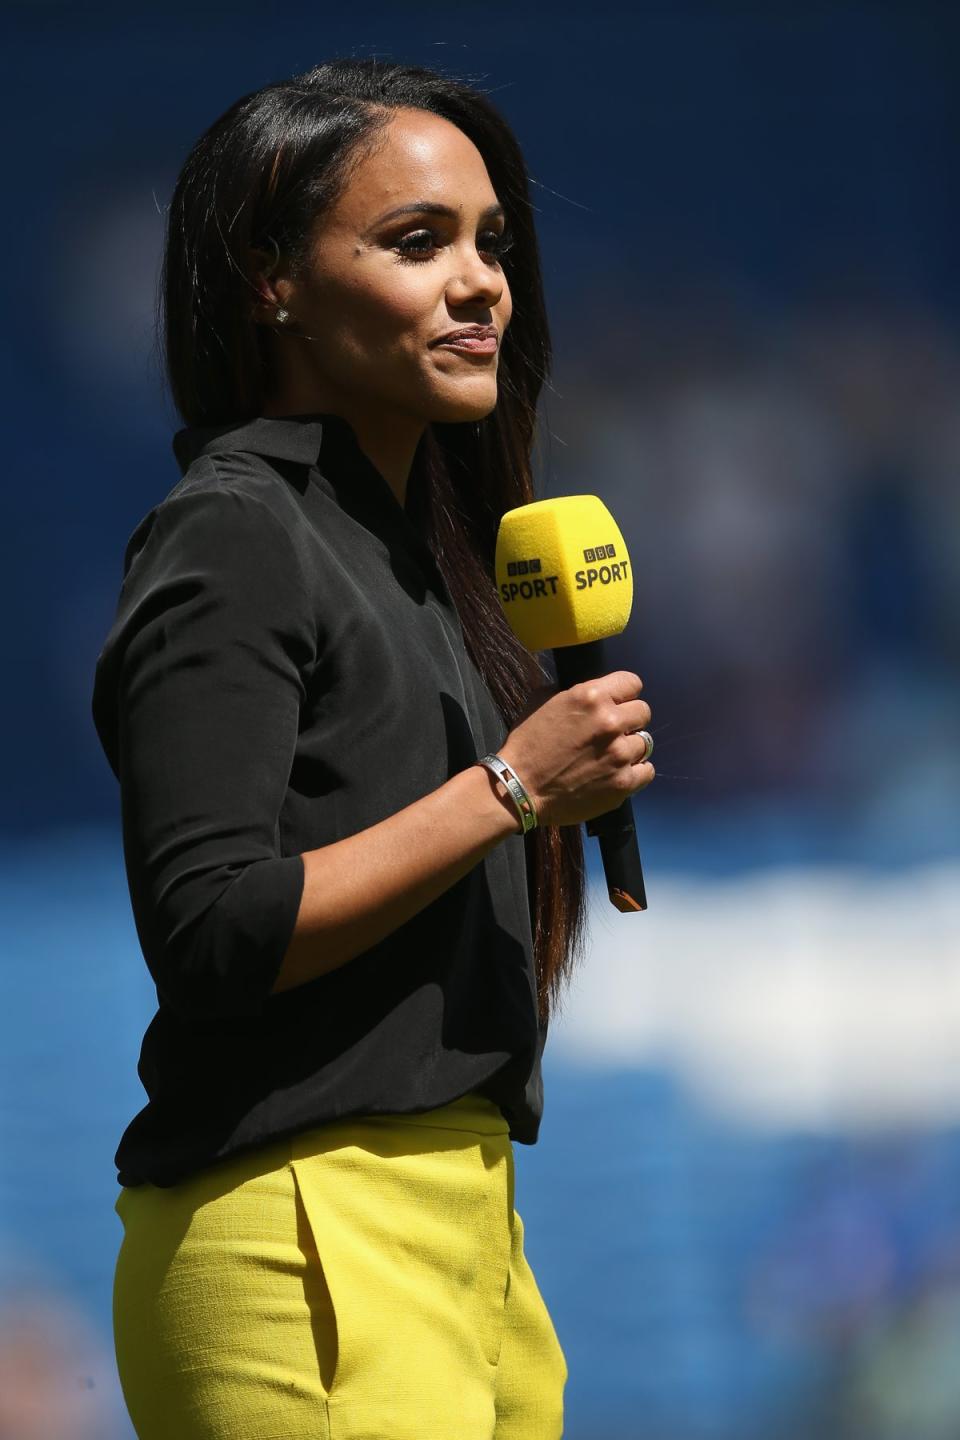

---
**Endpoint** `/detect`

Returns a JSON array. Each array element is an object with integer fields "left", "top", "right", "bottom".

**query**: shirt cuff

[{"left": 164, "top": 852, "right": 306, "bottom": 1021}]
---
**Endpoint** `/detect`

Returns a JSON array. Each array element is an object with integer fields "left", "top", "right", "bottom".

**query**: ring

[{"left": 635, "top": 729, "right": 654, "bottom": 763}]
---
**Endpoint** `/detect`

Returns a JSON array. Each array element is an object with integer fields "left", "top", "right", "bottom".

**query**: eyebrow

[{"left": 367, "top": 201, "right": 506, "bottom": 231}]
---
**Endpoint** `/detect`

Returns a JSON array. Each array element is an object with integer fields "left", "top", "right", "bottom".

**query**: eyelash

[{"left": 394, "top": 228, "right": 515, "bottom": 265}]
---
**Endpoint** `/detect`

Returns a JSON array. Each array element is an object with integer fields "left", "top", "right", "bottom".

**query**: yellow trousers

[{"left": 112, "top": 1091, "right": 567, "bottom": 1438}]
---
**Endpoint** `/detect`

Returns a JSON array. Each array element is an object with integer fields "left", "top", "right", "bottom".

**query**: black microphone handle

[{"left": 551, "top": 639, "right": 648, "bottom": 912}]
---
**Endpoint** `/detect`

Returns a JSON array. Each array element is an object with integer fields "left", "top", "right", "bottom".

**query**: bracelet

[{"left": 477, "top": 753, "right": 539, "bottom": 834}]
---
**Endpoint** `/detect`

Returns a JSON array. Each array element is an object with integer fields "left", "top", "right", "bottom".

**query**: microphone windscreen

[{"left": 494, "top": 495, "right": 633, "bottom": 651}]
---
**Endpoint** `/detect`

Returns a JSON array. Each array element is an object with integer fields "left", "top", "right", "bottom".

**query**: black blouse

[{"left": 91, "top": 412, "right": 547, "bottom": 1187}]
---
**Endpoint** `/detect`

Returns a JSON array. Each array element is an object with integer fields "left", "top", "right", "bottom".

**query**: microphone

[{"left": 493, "top": 494, "right": 648, "bottom": 913}]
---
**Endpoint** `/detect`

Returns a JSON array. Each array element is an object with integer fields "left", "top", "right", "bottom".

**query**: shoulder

[
  {"left": 122, "top": 452, "right": 313, "bottom": 583},
  {"left": 162, "top": 450, "right": 307, "bottom": 540}
]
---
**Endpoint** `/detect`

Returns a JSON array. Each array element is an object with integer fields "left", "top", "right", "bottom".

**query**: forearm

[{"left": 270, "top": 763, "right": 523, "bottom": 995}]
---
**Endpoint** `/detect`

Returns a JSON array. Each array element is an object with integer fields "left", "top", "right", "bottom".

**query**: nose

[{"left": 445, "top": 241, "right": 505, "bottom": 309}]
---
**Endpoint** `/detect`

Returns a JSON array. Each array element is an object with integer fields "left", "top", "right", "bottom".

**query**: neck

[
  {"left": 343, "top": 416, "right": 424, "bottom": 508},
  {"left": 261, "top": 391, "right": 425, "bottom": 508}
]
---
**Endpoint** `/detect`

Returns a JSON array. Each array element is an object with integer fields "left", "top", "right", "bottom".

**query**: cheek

[{"left": 331, "top": 269, "right": 434, "bottom": 344}]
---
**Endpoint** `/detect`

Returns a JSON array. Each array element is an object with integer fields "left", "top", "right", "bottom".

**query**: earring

[{"left": 275, "top": 307, "right": 290, "bottom": 324}]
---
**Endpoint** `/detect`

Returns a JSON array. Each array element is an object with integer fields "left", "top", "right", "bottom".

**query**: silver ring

[{"left": 635, "top": 729, "right": 654, "bottom": 763}]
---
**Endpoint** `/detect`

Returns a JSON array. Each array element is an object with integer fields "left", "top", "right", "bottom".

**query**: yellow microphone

[{"left": 494, "top": 494, "right": 647, "bottom": 912}]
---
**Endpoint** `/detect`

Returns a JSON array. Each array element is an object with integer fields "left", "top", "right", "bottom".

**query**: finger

[
  {"left": 631, "top": 730, "right": 654, "bottom": 765},
  {"left": 621, "top": 698, "right": 652, "bottom": 730},
  {"left": 606, "top": 671, "right": 643, "bottom": 703}
]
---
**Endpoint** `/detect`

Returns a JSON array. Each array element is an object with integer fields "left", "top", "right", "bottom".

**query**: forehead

[{"left": 334, "top": 108, "right": 498, "bottom": 224}]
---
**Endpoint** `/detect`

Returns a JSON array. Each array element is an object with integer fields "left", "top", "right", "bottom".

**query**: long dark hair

[{"left": 160, "top": 58, "right": 587, "bottom": 1025}]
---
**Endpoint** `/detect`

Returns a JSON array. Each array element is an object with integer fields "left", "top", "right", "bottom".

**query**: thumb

[{"left": 515, "top": 680, "right": 558, "bottom": 725}]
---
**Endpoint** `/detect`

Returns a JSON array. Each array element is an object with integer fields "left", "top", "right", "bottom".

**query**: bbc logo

[
  {"left": 506, "top": 558, "right": 543, "bottom": 576},
  {"left": 583, "top": 544, "right": 616, "bottom": 562}
]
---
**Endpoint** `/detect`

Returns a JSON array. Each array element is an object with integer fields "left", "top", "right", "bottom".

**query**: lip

[
  {"left": 431, "top": 325, "right": 499, "bottom": 351},
  {"left": 435, "top": 336, "right": 498, "bottom": 355}
]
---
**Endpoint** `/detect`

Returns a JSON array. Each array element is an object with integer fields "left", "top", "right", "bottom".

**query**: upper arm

[{"left": 105, "top": 481, "right": 316, "bottom": 1021}]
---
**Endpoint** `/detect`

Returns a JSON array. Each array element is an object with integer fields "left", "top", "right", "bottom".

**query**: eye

[
  {"left": 394, "top": 229, "right": 438, "bottom": 262},
  {"left": 394, "top": 226, "right": 515, "bottom": 264}
]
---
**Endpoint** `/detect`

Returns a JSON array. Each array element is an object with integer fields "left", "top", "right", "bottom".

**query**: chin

[{"left": 428, "top": 385, "right": 500, "bottom": 425}]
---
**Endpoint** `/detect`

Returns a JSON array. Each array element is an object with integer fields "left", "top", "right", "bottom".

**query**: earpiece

[
  {"left": 262, "top": 236, "right": 281, "bottom": 278},
  {"left": 254, "top": 237, "right": 291, "bottom": 325}
]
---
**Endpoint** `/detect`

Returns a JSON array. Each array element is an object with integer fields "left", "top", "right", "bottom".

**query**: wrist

[
  {"left": 472, "top": 762, "right": 525, "bottom": 837},
  {"left": 475, "top": 753, "right": 538, "bottom": 835}
]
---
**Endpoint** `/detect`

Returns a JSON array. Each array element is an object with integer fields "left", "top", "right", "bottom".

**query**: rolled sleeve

[{"left": 96, "top": 479, "right": 315, "bottom": 1021}]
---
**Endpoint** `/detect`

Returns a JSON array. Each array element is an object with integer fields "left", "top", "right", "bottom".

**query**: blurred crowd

[
  {"left": 545, "top": 292, "right": 960, "bottom": 847},
  {"left": 17, "top": 173, "right": 960, "bottom": 863},
  {"left": 747, "top": 1130, "right": 960, "bottom": 1439}
]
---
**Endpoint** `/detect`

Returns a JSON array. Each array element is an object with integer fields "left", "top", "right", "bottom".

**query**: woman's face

[{"left": 260, "top": 106, "right": 514, "bottom": 428}]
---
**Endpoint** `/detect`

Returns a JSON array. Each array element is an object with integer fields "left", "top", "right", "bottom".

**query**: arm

[
  {"left": 99, "top": 481, "right": 312, "bottom": 1022},
  {"left": 95, "top": 477, "right": 521, "bottom": 1021},
  {"left": 273, "top": 762, "right": 521, "bottom": 994}
]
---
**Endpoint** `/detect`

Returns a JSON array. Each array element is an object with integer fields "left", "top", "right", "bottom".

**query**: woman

[{"left": 92, "top": 57, "right": 656, "bottom": 1439}]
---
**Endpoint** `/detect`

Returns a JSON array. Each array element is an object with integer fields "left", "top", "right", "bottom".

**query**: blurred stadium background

[{"left": 2, "top": 4, "right": 959, "bottom": 1436}]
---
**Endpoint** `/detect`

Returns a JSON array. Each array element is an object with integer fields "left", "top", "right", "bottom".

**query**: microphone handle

[{"left": 552, "top": 639, "right": 648, "bottom": 913}]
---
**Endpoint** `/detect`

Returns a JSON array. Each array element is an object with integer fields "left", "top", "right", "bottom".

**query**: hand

[{"left": 499, "top": 671, "right": 654, "bottom": 828}]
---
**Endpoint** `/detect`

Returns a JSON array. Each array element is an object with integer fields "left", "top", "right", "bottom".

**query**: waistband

[{"left": 116, "top": 1092, "right": 510, "bottom": 1202}]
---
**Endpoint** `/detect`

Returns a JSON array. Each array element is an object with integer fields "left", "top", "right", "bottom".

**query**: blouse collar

[
  {"left": 171, "top": 411, "right": 452, "bottom": 610},
  {"left": 172, "top": 411, "right": 416, "bottom": 527}
]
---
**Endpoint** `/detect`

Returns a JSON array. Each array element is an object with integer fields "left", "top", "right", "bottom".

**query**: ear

[{"left": 247, "top": 245, "right": 292, "bottom": 326}]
